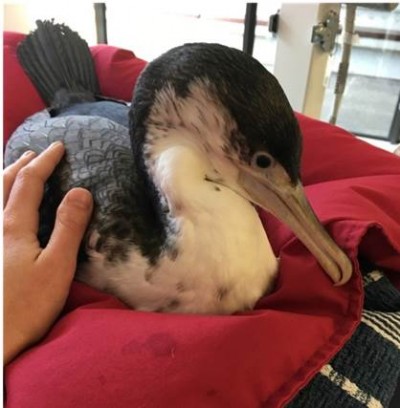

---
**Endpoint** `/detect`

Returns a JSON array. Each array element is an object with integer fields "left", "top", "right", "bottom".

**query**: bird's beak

[{"left": 238, "top": 164, "right": 352, "bottom": 285}]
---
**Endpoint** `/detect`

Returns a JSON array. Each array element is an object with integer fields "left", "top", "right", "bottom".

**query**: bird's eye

[{"left": 252, "top": 152, "right": 273, "bottom": 170}]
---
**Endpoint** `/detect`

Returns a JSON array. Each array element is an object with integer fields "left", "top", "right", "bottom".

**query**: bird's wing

[{"left": 5, "top": 113, "right": 165, "bottom": 264}]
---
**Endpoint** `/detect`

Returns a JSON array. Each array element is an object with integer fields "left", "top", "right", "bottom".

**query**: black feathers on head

[{"left": 130, "top": 43, "right": 302, "bottom": 183}]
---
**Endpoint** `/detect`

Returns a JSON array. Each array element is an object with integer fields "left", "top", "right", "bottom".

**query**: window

[{"left": 321, "top": 4, "right": 400, "bottom": 141}]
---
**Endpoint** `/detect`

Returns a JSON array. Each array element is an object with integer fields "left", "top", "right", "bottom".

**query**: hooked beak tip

[
  {"left": 238, "top": 167, "right": 354, "bottom": 287},
  {"left": 333, "top": 264, "right": 353, "bottom": 286}
]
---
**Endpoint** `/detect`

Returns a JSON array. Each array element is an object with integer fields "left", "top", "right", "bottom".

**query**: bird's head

[{"left": 130, "top": 43, "right": 352, "bottom": 285}]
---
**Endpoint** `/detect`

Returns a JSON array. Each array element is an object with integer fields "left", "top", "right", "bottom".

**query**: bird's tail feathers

[{"left": 17, "top": 19, "right": 100, "bottom": 109}]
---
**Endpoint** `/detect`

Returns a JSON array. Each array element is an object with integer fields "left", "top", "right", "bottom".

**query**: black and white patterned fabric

[{"left": 288, "top": 266, "right": 400, "bottom": 408}]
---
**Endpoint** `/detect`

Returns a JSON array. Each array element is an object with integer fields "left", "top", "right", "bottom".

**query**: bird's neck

[
  {"left": 141, "top": 126, "right": 256, "bottom": 244},
  {"left": 137, "top": 81, "right": 253, "bottom": 255},
  {"left": 145, "top": 130, "right": 221, "bottom": 225}
]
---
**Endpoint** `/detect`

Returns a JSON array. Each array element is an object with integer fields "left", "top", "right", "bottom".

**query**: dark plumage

[
  {"left": 8, "top": 21, "right": 166, "bottom": 264},
  {"left": 5, "top": 20, "right": 352, "bottom": 314},
  {"left": 131, "top": 42, "right": 302, "bottom": 183},
  {"left": 18, "top": 19, "right": 99, "bottom": 108}
]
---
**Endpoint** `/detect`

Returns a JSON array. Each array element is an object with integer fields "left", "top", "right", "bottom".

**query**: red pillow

[
  {"left": 298, "top": 113, "right": 400, "bottom": 185},
  {"left": 91, "top": 44, "right": 147, "bottom": 102},
  {"left": 4, "top": 39, "right": 400, "bottom": 408}
]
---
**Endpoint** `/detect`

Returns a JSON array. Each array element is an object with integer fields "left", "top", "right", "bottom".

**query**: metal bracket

[{"left": 311, "top": 10, "right": 339, "bottom": 53}]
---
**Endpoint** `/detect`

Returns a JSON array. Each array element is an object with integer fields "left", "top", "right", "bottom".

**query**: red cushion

[
  {"left": 298, "top": 113, "right": 400, "bottom": 184},
  {"left": 4, "top": 38, "right": 400, "bottom": 408},
  {"left": 91, "top": 44, "right": 147, "bottom": 102}
]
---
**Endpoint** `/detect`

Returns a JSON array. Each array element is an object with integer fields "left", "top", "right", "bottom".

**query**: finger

[
  {"left": 3, "top": 151, "right": 37, "bottom": 207},
  {"left": 40, "top": 188, "right": 93, "bottom": 273},
  {"left": 4, "top": 142, "right": 65, "bottom": 234}
]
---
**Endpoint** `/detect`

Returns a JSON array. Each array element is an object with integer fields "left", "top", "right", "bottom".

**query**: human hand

[{"left": 3, "top": 142, "right": 93, "bottom": 365}]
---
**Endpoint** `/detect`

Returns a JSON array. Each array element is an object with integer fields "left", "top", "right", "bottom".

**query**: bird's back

[{"left": 5, "top": 111, "right": 166, "bottom": 264}]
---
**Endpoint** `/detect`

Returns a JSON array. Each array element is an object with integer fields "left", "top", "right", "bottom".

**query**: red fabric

[
  {"left": 91, "top": 44, "right": 147, "bottom": 102},
  {"left": 298, "top": 113, "right": 400, "bottom": 185},
  {"left": 4, "top": 34, "right": 400, "bottom": 408}
]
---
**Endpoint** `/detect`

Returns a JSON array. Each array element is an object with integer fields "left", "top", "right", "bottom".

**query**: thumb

[{"left": 41, "top": 188, "right": 93, "bottom": 272}]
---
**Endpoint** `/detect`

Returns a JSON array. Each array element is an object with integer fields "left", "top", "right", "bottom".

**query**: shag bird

[{"left": 5, "top": 20, "right": 352, "bottom": 314}]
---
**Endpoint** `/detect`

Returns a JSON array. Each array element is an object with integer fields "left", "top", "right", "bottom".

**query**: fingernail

[
  {"left": 21, "top": 150, "right": 36, "bottom": 158},
  {"left": 49, "top": 141, "right": 64, "bottom": 150},
  {"left": 66, "top": 188, "right": 93, "bottom": 210}
]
